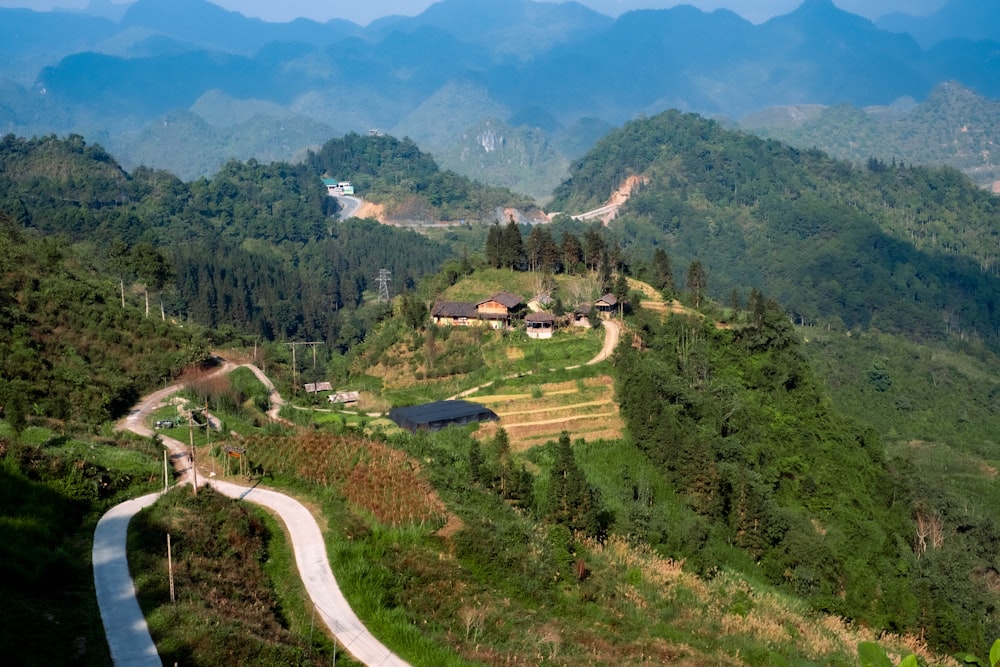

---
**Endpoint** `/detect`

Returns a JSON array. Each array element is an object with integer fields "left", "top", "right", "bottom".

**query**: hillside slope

[
  {"left": 550, "top": 109, "right": 1000, "bottom": 350},
  {"left": 743, "top": 81, "right": 1000, "bottom": 188}
]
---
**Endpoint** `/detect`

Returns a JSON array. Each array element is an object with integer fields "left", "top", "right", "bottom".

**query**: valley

[{"left": 2, "top": 1, "right": 1000, "bottom": 664}]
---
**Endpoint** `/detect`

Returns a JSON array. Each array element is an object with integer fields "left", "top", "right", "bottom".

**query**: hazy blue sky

[{"left": 0, "top": 0, "right": 948, "bottom": 26}]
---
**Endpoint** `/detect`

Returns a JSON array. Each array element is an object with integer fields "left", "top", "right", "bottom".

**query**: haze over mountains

[{"left": 1, "top": 0, "right": 998, "bottom": 197}]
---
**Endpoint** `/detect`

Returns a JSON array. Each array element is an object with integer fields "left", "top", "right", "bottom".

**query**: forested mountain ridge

[
  {"left": 0, "top": 133, "right": 456, "bottom": 345},
  {"left": 551, "top": 109, "right": 1000, "bottom": 349},
  {"left": 742, "top": 80, "right": 1000, "bottom": 189}
]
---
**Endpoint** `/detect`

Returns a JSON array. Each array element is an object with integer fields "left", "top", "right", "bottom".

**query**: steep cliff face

[{"left": 478, "top": 125, "right": 505, "bottom": 153}]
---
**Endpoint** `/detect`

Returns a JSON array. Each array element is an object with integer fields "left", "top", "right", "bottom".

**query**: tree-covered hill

[
  {"left": 613, "top": 296, "right": 999, "bottom": 652},
  {"left": 306, "top": 132, "right": 540, "bottom": 221},
  {"left": 550, "top": 109, "right": 1000, "bottom": 349},
  {"left": 742, "top": 81, "right": 1000, "bottom": 189},
  {"left": 0, "top": 215, "right": 210, "bottom": 426},
  {"left": 0, "top": 133, "right": 456, "bottom": 344}
]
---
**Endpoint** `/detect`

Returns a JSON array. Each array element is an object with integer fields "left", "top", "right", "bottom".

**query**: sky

[{"left": 0, "top": 0, "right": 949, "bottom": 27}]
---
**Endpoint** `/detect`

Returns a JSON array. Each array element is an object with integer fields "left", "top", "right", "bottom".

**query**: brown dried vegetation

[{"left": 246, "top": 431, "right": 448, "bottom": 527}]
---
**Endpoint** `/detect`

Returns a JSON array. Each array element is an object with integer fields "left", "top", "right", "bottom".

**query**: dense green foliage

[
  {"left": 612, "top": 299, "right": 999, "bottom": 653},
  {"left": 801, "top": 328, "right": 1000, "bottom": 653},
  {"left": 550, "top": 110, "right": 1000, "bottom": 349},
  {"left": 0, "top": 427, "right": 162, "bottom": 666},
  {"left": 306, "top": 132, "right": 537, "bottom": 221},
  {"left": 0, "top": 133, "right": 453, "bottom": 344},
  {"left": 0, "top": 216, "right": 211, "bottom": 426}
]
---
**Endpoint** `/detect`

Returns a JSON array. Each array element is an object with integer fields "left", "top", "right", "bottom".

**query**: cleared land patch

[{"left": 470, "top": 376, "right": 623, "bottom": 450}]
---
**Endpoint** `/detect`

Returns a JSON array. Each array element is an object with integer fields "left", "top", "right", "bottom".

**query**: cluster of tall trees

[
  {"left": 484, "top": 219, "right": 619, "bottom": 276},
  {"left": 613, "top": 295, "right": 998, "bottom": 652}
]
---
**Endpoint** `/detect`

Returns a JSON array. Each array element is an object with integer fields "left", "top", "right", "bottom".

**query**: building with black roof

[{"left": 388, "top": 400, "right": 499, "bottom": 432}]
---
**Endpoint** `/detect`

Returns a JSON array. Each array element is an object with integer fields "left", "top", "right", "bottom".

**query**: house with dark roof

[
  {"left": 431, "top": 301, "right": 479, "bottom": 326},
  {"left": 595, "top": 293, "right": 619, "bottom": 318},
  {"left": 525, "top": 311, "right": 556, "bottom": 339},
  {"left": 430, "top": 291, "right": 525, "bottom": 329},
  {"left": 476, "top": 291, "right": 524, "bottom": 328}
]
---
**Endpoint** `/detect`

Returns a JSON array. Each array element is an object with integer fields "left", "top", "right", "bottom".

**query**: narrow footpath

[
  {"left": 95, "top": 361, "right": 409, "bottom": 667},
  {"left": 448, "top": 319, "right": 620, "bottom": 400}
]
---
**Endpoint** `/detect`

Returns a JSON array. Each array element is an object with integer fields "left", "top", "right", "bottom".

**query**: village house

[
  {"left": 595, "top": 293, "right": 619, "bottom": 318},
  {"left": 430, "top": 291, "right": 525, "bottom": 329},
  {"left": 476, "top": 291, "right": 524, "bottom": 329},
  {"left": 525, "top": 311, "right": 556, "bottom": 339},
  {"left": 431, "top": 301, "right": 479, "bottom": 326}
]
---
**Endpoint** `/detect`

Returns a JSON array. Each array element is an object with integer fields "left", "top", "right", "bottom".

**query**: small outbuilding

[
  {"left": 525, "top": 311, "right": 556, "bottom": 339},
  {"left": 388, "top": 400, "right": 499, "bottom": 432},
  {"left": 572, "top": 303, "right": 592, "bottom": 327}
]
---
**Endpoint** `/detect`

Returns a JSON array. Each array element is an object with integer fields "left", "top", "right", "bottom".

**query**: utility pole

[
  {"left": 188, "top": 414, "right": 197, "bottom": 495},
  {"left": 167, "top": 533, "right": 175, "bottom": 604},
  {"left": 376, "top": 268, "right": 391, "bottom": 303},
  {"left": 285, "top": 341, "right": 324, "bottom": 392}
]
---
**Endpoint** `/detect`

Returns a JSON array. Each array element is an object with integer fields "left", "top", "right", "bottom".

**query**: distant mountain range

[
  {"left": 1, "top": 0, "right": 998, "bottom": 197},
  {"left": 742, "top": 81, "right": 1000, "bottom": 189}
]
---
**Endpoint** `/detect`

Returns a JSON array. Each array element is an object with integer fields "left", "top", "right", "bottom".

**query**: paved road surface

[
  {"left": 97, "top": 360, "right": 411, "bottom": 666},
  {"left": 210, "top": 480, "right": 409, "bottom": 666},
  {"left": 92, "top": 492, "right": 163, "bottom": 667},
  {"left": 334, "top": 195, "right": 363, "bottom": 220}
]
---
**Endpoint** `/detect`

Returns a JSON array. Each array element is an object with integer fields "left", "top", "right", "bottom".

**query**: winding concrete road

[{"left": 96, "top": 361, "right": 409, "bottom": 667}]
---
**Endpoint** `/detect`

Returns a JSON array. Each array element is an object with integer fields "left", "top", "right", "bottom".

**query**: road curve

[
  {"left": 587, "top": 320, "right": 620, "bottom": 365},
  {"left": 210, "top": 480, "right": 408, "bottom": 666},
  {"left": 97, "top": 361, "right": 411, "bottom": 667},
  {"left": 334, "top": 195, "right": 363, "bottom": 220}
]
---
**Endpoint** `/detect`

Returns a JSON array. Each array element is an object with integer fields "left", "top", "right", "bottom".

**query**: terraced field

[{"left": 468, "top": 376, "right": 623, "bottom": 450}]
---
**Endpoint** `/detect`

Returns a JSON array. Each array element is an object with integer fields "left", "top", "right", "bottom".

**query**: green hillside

[
  {"left": 743, "top": 81, "right": 1000, "bottom": 189},
  {"left": 550, "top": 109, "right": 1000, "bottom": 350},
  {"left": 5, "top": 118, "right": 1000, "bottom": 664}
]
